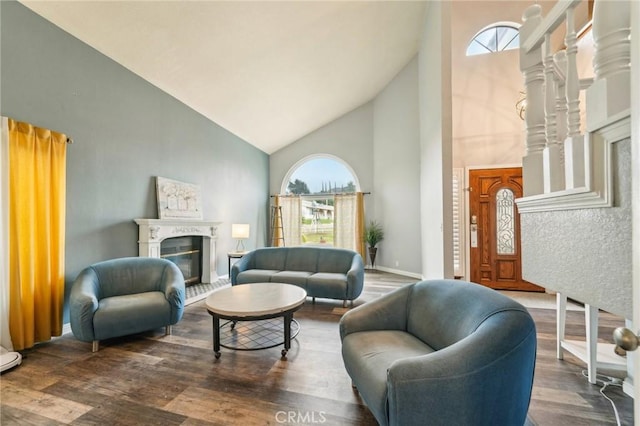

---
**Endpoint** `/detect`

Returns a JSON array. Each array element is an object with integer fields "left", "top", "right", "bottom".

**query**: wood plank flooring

[{"left": 1, "top": 271, "right": 634, "bottom": 425}]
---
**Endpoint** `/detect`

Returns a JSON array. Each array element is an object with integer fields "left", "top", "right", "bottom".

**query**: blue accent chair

[
  {"left": 340, "top": 279, "right": 537, "bottom": 426},
  {"left": 70, "top": 257, "right": 185, "bottom": 352}
]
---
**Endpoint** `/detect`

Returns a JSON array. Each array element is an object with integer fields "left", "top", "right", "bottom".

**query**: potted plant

[{"left": 364, "top": 220, "right": 384, "bottom": 268}]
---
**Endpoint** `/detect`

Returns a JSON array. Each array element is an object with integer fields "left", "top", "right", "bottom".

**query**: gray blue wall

[
  {"left": 1, "top": 1, "right": 269, "bottom": 323},
  {"left": 270, "top": 58, "right": 424, "bottom": 277},
  {"left": 373, "top": 57, "right": 421, "bottom": 274}
]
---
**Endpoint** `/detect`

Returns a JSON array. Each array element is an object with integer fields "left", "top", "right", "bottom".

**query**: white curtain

[
  {"left": 280, "top": 196, "right": 301, "bottom": 247},
  {"left": 1, "top": 117, "right": 13, "bottom": 350},
  {"left": 334, "top": 194, "right": 357, "bottom": 251}
]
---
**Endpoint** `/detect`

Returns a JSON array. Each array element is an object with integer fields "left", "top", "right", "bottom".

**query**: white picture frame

[{"left": 156, "top": 176, "right": 203, "bottom": 220}]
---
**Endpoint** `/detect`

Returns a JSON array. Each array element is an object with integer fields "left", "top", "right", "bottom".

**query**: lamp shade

[{"left": 231, "top": 223, "right": 250, "bottom": 239}]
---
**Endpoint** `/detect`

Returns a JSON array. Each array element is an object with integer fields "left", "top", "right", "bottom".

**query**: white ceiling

[{"left": 21, "top": 1, "right": 427, "bottom": 154}]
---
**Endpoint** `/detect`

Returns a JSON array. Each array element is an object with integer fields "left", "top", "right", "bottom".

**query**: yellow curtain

[
  {"left": 355, "top": 192, "right": 366, "bottom": 261},
  {"left": 8, "top": 119, "right": 67, "bottom": 350}
]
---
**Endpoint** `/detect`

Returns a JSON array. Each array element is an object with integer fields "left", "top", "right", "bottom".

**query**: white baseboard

[
  {"left": 623, "top": 378, "right": 634, "bottom": 398},
  {"left": 370, "top": 265, "right": 422, "bottom": 280}
]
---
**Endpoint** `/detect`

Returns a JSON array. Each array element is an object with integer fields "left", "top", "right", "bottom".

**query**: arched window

[
  {"left": 466, "top": 23, "right": 520, "bottom": 56},
  {"left": 281, "top": 154, "right": 360, "bottom": 195},
  {"left": 277, "top": 155, "right": 361, "bottom": 248}
]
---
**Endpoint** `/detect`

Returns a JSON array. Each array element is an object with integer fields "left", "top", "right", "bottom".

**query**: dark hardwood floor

[{"left": 1, "top": 271, "right": 634, "bottom": 425}]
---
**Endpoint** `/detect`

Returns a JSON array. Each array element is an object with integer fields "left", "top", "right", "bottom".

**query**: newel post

[
  {"left": 520, "top": 5, "right": 545, "bottom": 197},
  {"left": 586, "top": 0, "right": 631, "bottom": 131}
]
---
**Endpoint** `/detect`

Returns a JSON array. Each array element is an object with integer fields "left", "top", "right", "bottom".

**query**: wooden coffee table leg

[
  {"left": 282, "top": 312, "right": 293, "bottom": 358},
  {"left": 213, "top": 315, "right": 221, "bottom": 359}
]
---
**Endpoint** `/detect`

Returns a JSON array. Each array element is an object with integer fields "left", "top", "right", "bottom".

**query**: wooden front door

[{"left": 469, "top": 167, "right": 543, "bottom": 292}]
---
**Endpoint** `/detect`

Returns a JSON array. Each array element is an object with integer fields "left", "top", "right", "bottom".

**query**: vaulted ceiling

[{"left": 21, "top": 1, "right": 427, "bottom": 154}]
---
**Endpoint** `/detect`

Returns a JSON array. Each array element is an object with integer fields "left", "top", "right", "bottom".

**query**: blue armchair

[
  {"left": 340, "top": 279, "right": 537, "bottom": 426},
  {"left": 70, "top": 257, "right": 185, "bottom": 352}
]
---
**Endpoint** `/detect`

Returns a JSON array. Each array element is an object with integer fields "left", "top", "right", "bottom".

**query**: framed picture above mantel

[{"left": 156, "top": 176, "right": 203, "bottom": 220}]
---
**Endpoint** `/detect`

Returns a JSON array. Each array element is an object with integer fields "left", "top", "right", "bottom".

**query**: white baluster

[
  {"left": 565, "top": 7, "right": 581, "bottom": 138},
  {"left": 586, "top": 0, "right": 631, "bottom": 131},
  {"left": 543, "top": 34, "right": 564, "bottom": 193},
  {"left": 520, "top": 5, "right": 545, "bottom": 196},
  {"left": 564, "top": 5, "right": 587, "bottom": 189},
  {"left": 554, "top": 51, "right": 568, "bottom": 143},
  {"left": 544, "top": 34, "right": 558, "bottom": 145}
]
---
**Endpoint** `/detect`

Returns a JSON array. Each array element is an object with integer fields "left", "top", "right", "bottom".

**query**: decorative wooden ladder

[{"left": 270, "top": 205, "right": 285, "bottom": 247}]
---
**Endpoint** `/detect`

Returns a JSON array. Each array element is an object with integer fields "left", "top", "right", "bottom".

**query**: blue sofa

[
  {"left": 231, "top": 247, "right": 364, "bottom": 306},
  {"left": 340, "top": 279, "right": 537, "bottom": 426},
  {"left": 70, "top": 257, "right": 185, "bottom": 352}
]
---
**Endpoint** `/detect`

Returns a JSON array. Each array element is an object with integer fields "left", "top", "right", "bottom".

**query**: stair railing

[{"left": 516, "top": 0, "right": 631, "bottom": 213}]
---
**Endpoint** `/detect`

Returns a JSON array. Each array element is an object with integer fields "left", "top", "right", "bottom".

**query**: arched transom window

[{"left": 466, "top": 23, "right": 520, "bottom": 56}]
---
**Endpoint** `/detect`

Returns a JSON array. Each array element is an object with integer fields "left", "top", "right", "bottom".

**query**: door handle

[
  {"left": 613, "top": 327, "right": 639, "bottom": 352},
  {"left": 470, "top": 215, "right": 478, "bottom": 248}
]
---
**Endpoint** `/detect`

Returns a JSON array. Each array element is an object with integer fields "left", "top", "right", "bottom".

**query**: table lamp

[{"left": 231, "top": 223, "right": 250, "bottom": 252}]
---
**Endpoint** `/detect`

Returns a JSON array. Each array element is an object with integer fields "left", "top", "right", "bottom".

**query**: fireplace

[
  {"left": 134, "top": 218, "right": 221, "bottom": 283},
  {"left": 161, "top": 236, "right": 203, "bottom": 285}
]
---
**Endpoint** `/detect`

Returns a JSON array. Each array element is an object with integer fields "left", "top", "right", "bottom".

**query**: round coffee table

[{"left": 205, "top": 282, "right": 307, "bottom": 359}]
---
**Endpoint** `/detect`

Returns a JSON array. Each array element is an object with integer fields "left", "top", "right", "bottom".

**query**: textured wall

[
  {"left": 1, "top": 2, "right": 269, "bottom": 322},
  {"left": 521, "top": 139, "right": 632, "bottom": 318}
]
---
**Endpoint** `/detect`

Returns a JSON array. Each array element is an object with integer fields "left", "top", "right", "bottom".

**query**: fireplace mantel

[{"left": 134, "top": 218, "right": 222, "bottom": 283}]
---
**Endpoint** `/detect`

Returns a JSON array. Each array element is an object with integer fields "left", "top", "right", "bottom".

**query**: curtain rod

[
  {"left": 270, "top": 192, "right": 371, "bottom": 198},
  {"left": 2, "top": 115, "right": 74, "bottom": 143}
]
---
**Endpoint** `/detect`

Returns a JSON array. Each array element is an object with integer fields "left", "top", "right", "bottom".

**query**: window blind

[{"left": 452, "top": 168, "right": 465, "bottom": 277}]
